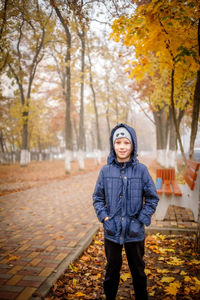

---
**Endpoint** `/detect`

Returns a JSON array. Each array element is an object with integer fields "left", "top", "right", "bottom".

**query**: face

[{"left": 114, "top": 137, "right": 132, "bottom": 162}]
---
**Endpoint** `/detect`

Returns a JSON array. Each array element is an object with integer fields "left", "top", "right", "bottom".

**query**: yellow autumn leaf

[
  {"left": 184, "top": 276, "right": 191, "bottom": 282},
  {"left": 180, "top": 270, "right": 187, "bottom": 275},
  {"left": 193, "top": 277, "right": 200, "bottom": 285},
  {"left": 184, "top": 286, "right": 191, "bottom": 295},
  {"left": 94, "top": 240, "right": 103, "bottom": 245},
  {"left": 157, "top": 268, "right": 170, "bottom": 274},
  {"left": 155, "top": 233, "right": 166, "bottom": 240},
  {"left": 149, "top": 291, "right": 155, "bottom": 296},
  {"left": 164, "top": 281, "right": 181, "bottom": 296},
  {"left": 192, "top": 277, "right": 200, "bottom": 292},
  {"left": 190, "top": 283, "right": 200, "bottom": 294},
  {"left": 73, "top": 278, "right": 77, "bottom": 286},
  {"left": 145, "top": 269, "right": 151, "bottom": 276},
  {"left": 68, "top": 263, "right": 79, "bottom": 272},
  {"left": 161, "top": 276, "right": 175, "bottom": 283},
  {"left": 158, "top": 256, "right": 165, "bottom": 261},
  {"left": 148, "top": 245, "right": 160, "bottom": 254},
  {"left": 157, "top": 247, "right": 166, "bottom": 254},
  {"left": 120, "top": 272, "right": 131, "bottom": 282},
  {"left": 163, "top": 248, "right": 175, "bottom": 253},
  {"left": 156, "top": 247, "right": 175, "bottom": 254},
  {"left": 75, "top": 292, "right": 87, "bottom": 297},
  {"left": 125, "top": 67, "right": 130, "bottom": 73},
  {"left": 7, "top": 254, "right": 21, "bottom": 261},
  {"left": 191, "top": 259, "right": 200, "bottom": 265},
  {"left": 167, "top": 256, "right": 184, "bottom": 266}
]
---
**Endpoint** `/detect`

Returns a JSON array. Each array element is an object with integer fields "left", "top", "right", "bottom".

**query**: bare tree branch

[{"left": 133, "top": 98, "right": 155, "bottom": 125}]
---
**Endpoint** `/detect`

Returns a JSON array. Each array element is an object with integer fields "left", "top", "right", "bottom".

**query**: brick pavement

[
  {"left": 0, "top": 171, "right": 100, "bottom": 300},
  {"left": 0, "top": 162, "right": 198, "bottom": 300}
]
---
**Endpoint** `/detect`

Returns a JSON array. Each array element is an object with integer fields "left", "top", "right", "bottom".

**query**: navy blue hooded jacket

[{"left": 93, "top": 123, "right": 159, "bottom": 244}]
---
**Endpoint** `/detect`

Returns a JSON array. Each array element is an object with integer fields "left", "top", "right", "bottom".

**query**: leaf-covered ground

[
  {"left": 0, "top": 156, "right": 158, "bottom": 196},
  {"left": 0, "top": 158, "right": 106, "bottom": 196},
  {"left": 46, "top": 228, "right": 200, "bottom": 300}
]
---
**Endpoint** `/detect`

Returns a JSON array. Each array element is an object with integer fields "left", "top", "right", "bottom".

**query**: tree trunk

[
  {"left": 20, "top": 120, "right": 29, "bottom": 166},
  {"left": 78, "top": 29, "right": 85, "bottom": 151},
  {"left": 168, "top": 107, "right": 177, "bottom": 169},
  {"left": 194, "top": 19, "right": 200, "bottom": 252},
  {"left": 195, "top": 178, "right": 200, "bottom": 252},
  {"left": 53, "top": 3, "right": 73, "bottom": 173},
  {"left": 106, "top": 106, "right": 111, "bottom": 137},
  {"left": 189, "top": 70, "right": 200, "bottom": 159},
  {"left": 124, "top": 105, "right": 129, "bottom": 123},
  {"left": 8, "top": 5, "right": 46, "bottom": 167},
  {"left": 153, "top": 106, "right": 168, "bottom": 167},
  {"left": 0, "top": 131, "right": 5, "bottom": 164},
  {"left": 87, "top": 40, "right": 102, "bottom": 152},
  {"left": 73, "top": 118, "right": 79, "bottom": 151},
  {"left": 170, "top": 68, "right": 186, "bottom": 164},
  {"left": 78, "top": 29, "right": 86, "bottom": 170},
  {"left": 8, "top": 66, "right": 30, "bottom": 166},
  {"left": 0, "top": 0, "right": 9, "bottom": 72},
  {"left": 190, "top": 18, "right": 200, "bottom": 159},
  {"left": 105, "top": 74, "right": 111, "bottom": 136},
  {"left": 115, "top": 98, "right": 119, "bottom": 124},
  {"left": 64, "top": 33, "right": 73, "bottom": 172},
  {"left": 0, "top": 131, "right": 5, "bottom": 153}
]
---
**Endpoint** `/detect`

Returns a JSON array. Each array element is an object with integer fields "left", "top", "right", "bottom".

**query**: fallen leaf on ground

[
  {"left": 75, "top": 292, "right": 87, "bottom": 297},
  {"left": 120, "top": 272, "right": 131, "bottom": 282},
  {"left": 45, "top": 230, "right": 200, "bottom": 300},
  {"left": 161, "top": 277, "right": 175, "bottom": 283},
  {"left": 7, "top": 254, "right": 21, "bottom": 261},
  {"left": 164, "top": 281, "right": 181, "bottom": 296}
]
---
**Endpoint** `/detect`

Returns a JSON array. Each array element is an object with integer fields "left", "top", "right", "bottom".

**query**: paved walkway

[
  {"left": 0, "top": 171, "right": 99, "bottom": 300},
  {"left": 0, "top": 166, "right": 198, "bottom": 300}
]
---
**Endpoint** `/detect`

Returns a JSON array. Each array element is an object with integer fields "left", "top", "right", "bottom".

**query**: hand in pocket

[
  {"left": 128, "top": 219, "right": 143, "bottom": 237},
  {"left": 104, "top": 218, "right": 116, "bottom": 236}
]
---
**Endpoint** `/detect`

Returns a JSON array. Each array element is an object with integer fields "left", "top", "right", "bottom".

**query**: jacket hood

[{"left": 107, "top": 123, "right": 138, "bottom": 165}]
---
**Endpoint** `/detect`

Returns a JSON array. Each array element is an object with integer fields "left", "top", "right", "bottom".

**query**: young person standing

[{"left": 93, "top": 123, "right": 159, "bottom": 300}]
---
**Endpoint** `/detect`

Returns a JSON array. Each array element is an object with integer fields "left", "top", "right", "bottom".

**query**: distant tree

[
  {"left": 6, "top": 0, "right": 53, "bottom": 166},
  {"left": 0, "top": 0, "right": 9, "bottom": 72},
  {"left": 189, "top": 18, "right": 200, "bottom": 159},
  {"left": 111, "top": 0, "right": 199, "bottom": 164},
  {"left": 87, "top": 37, "right": 102, "bottom": 152},
  {"left": 75, "top": 5, "right": 88, "bottom": 169},
  {"left": 51, "top": 0, "right": 74, "bottom": 173}
]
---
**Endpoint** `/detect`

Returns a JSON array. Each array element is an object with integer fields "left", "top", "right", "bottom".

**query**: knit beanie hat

[{"left": 113, "top": 127, "right": 132, "bottom": 145}]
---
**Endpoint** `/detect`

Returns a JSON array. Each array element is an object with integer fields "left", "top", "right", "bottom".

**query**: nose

[{"left": 119, "top": 143, "right": 125, "bottom": 149}]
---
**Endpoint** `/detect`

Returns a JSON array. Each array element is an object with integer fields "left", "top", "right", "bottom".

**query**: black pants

[{"left": 104, "top": 238, "right": 148, "bottom": 300}]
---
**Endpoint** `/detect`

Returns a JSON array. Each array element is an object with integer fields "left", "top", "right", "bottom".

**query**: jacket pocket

[
  {"left": 128, "top": 219, "right": 143, "bottom": 237},
  {"left": 104, "top": 218, "right": 116, "bottom": 236}
]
